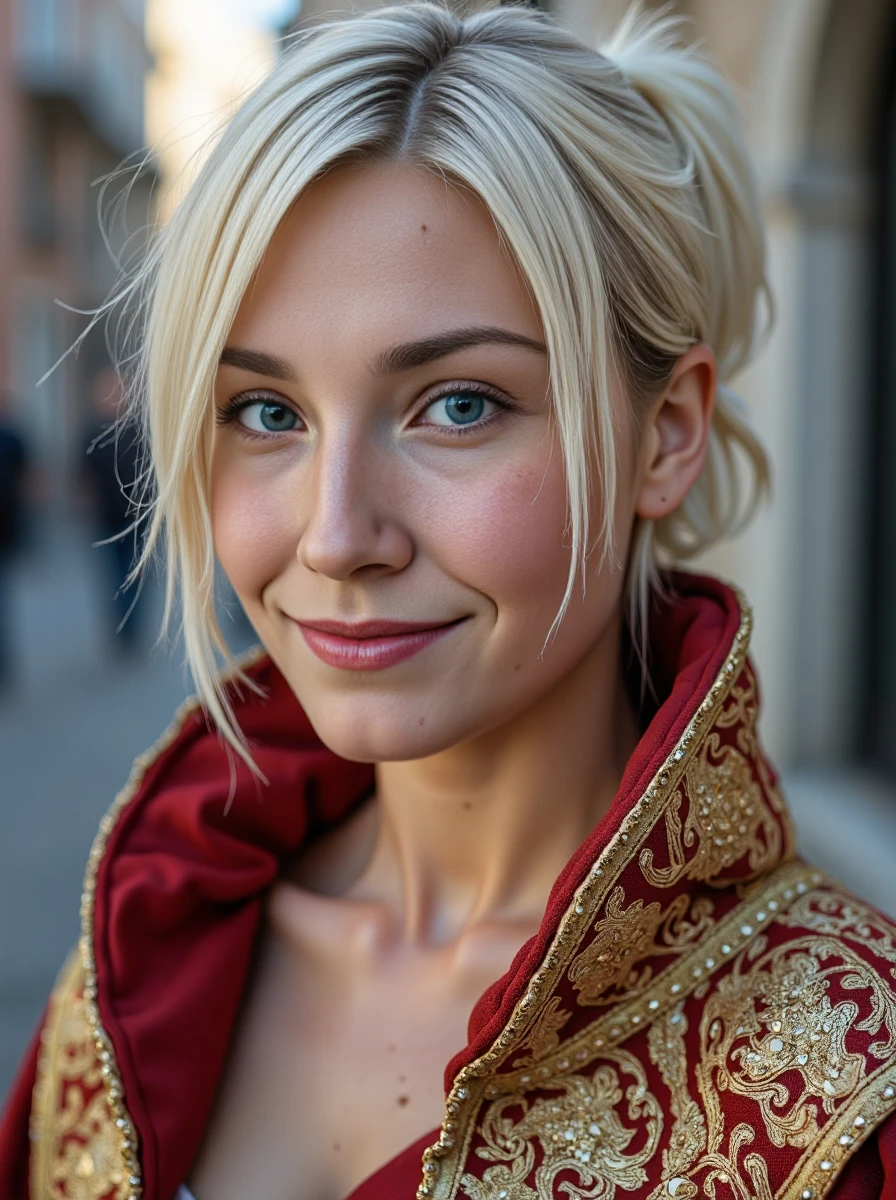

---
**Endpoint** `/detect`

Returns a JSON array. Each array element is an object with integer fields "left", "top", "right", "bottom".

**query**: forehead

[{"left": 228, "top": 161, "right": 542, "bottom": 355}]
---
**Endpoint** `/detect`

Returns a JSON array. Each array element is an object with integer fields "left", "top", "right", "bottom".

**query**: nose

[{"left": 297, "top": 430, "right": 414, "bottom": 581}]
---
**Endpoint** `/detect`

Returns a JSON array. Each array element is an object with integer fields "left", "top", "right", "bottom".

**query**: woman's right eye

[{"left": 237, "top": 400, "right": 301, "bottom": 434}]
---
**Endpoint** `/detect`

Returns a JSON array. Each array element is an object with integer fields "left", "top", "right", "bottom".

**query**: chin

[{"left": 295, "top": 689, "right": 479, "bottom": 764}]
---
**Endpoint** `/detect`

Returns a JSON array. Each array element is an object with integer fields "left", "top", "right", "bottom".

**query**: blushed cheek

[
  {"left": 210, "top": 464, "right": 297, "bottom": 610},
  {"left": 421, "top": 457, "right": 573, "bottom": 630}
]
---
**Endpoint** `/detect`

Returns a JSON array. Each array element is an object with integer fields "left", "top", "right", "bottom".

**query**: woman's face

[{"left": 211, "top": 162, "right": 638, "bottom": 762}]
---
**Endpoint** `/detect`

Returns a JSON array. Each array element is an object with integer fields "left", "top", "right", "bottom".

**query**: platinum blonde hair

[{"left": 111, "top": 1, "right": 771, "bottom": 762}]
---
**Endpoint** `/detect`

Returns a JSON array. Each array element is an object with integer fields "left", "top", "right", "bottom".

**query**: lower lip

[{"left": 295, "top": 620, "right": 464, "bottom": 671}]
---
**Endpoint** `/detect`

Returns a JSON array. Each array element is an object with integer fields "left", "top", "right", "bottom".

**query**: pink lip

[{"left": 293, "top": 617, "right": 467, "bottom": 671}]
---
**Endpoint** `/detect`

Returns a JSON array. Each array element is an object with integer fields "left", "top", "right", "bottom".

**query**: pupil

[
  {"left": 446, "top": 394, "right": 484, "bottom": 424},
  {"left": 261, "top": 403, "right": 291, "bottom": 431}
]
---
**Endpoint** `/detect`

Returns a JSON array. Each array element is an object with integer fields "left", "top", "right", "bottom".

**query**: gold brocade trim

[
  {"left": 30, "top": 948, "right": 130, "bottom": 1200},
  {"left": 438, "top": 868, "right": 896, "bottom": 1200},
  {"left": 30, "top": 948, "right": 80, "bottom": 1198},
  {"left": 484, "top": 861, "right": 816, "bottom": 1100},
  {"left": 417, "top": 587, "right": 764, "bottom": 1198},
  {"left": 73, "top": 646, "right": 268, "bottom": 1200}
]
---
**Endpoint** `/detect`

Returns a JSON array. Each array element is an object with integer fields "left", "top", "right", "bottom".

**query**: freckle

[
  {"left": 333, "top": 1142, "right": 341, "bottom": 1153},
  {"left": 421, "top": 224, "right": 427, "bottom": 232},
  {"left": 398, "top": 1094, "right": 410, "bottom": 1107},
  {"left": 388, "top": 1043, "right": 397, "bottom": 1052},
  {"left": 398, "top": 1074, "right": 407, "bottom": 1083},
  {"left": 462, "top": 801, "right": 472, "bottom": 811},
  {"left": 514, "top": 662, "right": 522, "bottom": 672},
  {"left": 418, "top": 717, "right": 425, "bottom": 726}
]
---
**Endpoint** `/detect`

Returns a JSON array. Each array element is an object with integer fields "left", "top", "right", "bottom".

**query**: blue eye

[
  {"left": 424, "top": 391, "right": 494, "bottom": 427},
  {"left": 238, "top": 401, "right": 299, "bottom": 433}
]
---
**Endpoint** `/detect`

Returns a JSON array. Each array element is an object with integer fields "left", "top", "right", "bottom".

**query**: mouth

[{"left": 291, "top": 616, "right": 468, "bottom": 671}]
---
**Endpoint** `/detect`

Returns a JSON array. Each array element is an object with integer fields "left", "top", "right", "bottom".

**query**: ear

[{"left": 634, "top": 343, "right": 717, "bottom": 521}]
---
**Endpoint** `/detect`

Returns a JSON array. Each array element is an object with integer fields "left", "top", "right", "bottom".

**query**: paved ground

[{"left": 0, "top": 523, "right": 894, "bottom": 1101}]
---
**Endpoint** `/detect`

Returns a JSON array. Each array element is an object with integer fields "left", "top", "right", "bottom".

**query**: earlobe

[{"left": 634, "top": 344, "right": 717, "bottom": 522}]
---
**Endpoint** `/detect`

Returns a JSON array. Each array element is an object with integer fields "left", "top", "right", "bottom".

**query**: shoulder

[{"left": 452, "top": 865, "right": 896, "bottom": 1200}]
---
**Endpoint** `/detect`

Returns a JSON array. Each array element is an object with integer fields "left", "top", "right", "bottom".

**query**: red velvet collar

[{"left": 85, "top": 571, "right": 775, "bottom": 1200}]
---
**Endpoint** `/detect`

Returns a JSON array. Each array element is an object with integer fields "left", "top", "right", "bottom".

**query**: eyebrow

[
  {"left": 219, "top": 325, "right": 546, "bottom": 382},
  {"left": 218, "top": 346, "right": 297, "bottom": 380},
  {"left": 371, "top": 325, "right": 547, "bottom": 373}
]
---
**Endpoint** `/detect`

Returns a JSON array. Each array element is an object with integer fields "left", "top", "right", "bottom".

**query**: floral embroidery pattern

[
  {"left": 462, "top": 1050, "right": 662, "bottom": 1200},
  {"left": 568, "top": 889, "right": 714, "bottom": 1007},
  {"left": 640, "top": 739, "right": 782, "bottom": 889}
]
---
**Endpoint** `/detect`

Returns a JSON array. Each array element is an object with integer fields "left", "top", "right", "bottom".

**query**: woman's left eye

[
  {"left": 419, "top": 389, "right": 499, "bottom": 428},
  {"left": 237, "top": 400, "right": 300, "bottom": 434}
]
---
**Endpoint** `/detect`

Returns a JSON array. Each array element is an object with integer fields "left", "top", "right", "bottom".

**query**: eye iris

[
  {"left": 444, "top": 393, "right": 485, "bottom": 424},
  {"left": 260, "top": 402, "right": 295, "bottom": 432}
]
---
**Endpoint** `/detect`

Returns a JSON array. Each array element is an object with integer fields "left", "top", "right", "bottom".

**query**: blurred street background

[{"left": 0, "top": 0, "right": 895, "bottom": 1099}]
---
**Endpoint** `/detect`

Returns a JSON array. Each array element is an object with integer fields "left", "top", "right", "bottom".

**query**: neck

[{"left": 350, "top": 611, "right": 641, "bottom": 947}]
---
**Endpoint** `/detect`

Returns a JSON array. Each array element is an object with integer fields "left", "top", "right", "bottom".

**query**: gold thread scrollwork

[
  {"left": 647, "top": 1004, "right": 706, "bottom": 1178},
  {"left": 512, "top": 996, "right": 572, "bottom": 1069},
  {"left": 640, "top": 739, "right": 781, "bottom": 889},
  {"left": 568, "top": 889, "right": 714, "bottom": 1007},
  {"left": 697, "top": 939, "right": 881, "bottom": 1152},
  {"left": 463, "top": 1049, "right": 663, "bottom": 1200},
  {"left": 31, "top": 951, "right": 129, "bottom": 1200}
]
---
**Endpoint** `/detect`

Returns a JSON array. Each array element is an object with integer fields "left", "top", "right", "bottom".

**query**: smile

[{"left": 292, "top": 617, "right": 467, "bottom": 671}]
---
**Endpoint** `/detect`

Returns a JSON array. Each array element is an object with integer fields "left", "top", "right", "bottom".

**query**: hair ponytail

[{"left": 600, "top": 7, "right": 772, "bottom": 587}]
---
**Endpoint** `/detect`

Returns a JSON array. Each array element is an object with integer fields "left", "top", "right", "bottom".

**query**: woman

[{"left": 2, "top": 4, "right": 896, "bottom": 1199}]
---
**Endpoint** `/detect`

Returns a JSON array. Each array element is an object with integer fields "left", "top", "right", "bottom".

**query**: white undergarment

[{"left": 177, "top": 1189, "right": 197, "bottom": 1200}]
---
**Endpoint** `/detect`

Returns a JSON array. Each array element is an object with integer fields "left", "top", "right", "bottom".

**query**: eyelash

[{"left": 215, "top": 382, "right": 515, "bottom": 440}]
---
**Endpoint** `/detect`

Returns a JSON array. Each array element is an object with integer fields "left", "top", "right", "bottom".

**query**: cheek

[
  {"left": 421, "top": 452, "right": 572, "bottom": 623},
  {"left": 210, "top": 455, "right": 297, "bottom": 605}
]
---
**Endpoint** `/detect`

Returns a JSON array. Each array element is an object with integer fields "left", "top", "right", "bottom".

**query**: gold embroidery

[
  {"left": 568, "top": 889, "right": 714, "bottom": 1007},
  {"left": 780, "top": 1061, "right": 896, "bottom": 1199},
  {"left": 53, "top": 1091, "right": 128, "bottom": 1200},
  {"left": 698, "top": 940, "right": 870, "bottom": 1150},
  {"left": 492, "top": 863, "right": 812, "bottom": 1100},
  {"left": 512, "top": 996, "right": 572, "bottom": 1068},
  {"left": 697, "top": 1123, "right": 773, "bottom": 1200},
  {"left": 647, "top": 1004, "right": 706, "bottom": 1177},
  {"left": 640, "top": 739, "right": 781, "bottom": 889},
  {"left": 567, "top": 887, "right": 665, "bottom": 1004},
  {"left": 432, "top": 864, "right": 896, "bottom": 1199},
  {"left": 459, "top": 1156, "right": 537, "bottom": 1200},
  {"left": 464, "top": 1049, "right": 662, "bottom": 1200},
  {"left": 783, "top": 891, "right": 896, "bottom": 971},
  {"left": 30, "top": 950, "right": 129, "bottom": 1200}
]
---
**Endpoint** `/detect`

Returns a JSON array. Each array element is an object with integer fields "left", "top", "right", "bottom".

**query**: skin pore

[{"left": 196, "top": 161, "right": 716, "bottom": 1200}]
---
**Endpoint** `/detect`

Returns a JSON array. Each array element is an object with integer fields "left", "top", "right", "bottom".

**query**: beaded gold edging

[
  {"left": 417, "top": 587, "right": 760, "bottom": 1199},
  {"left": 781, "top": 1062, "right": 896, "bottom": 1200},
  {"left": 77, "top": 646, "right": 268, "bottom": 1200}
]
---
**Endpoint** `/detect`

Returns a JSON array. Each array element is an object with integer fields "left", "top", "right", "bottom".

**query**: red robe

[{"left": 3, "top": 572, "right": 896, "bottom": 1200}]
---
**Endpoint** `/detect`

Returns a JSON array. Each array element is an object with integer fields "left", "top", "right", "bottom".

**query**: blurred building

[
  {"left": 145, "top": 0, "right": 291, "bottom": 220},
  {"left": 0, "top": 0, "right": 153, "bottom": 510},
  {"left": 286, "top": 0, "right": 896, "bottom": 798}
]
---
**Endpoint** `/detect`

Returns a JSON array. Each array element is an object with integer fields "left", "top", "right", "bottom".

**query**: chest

[{"left": 188, "top": 893, "right": 526, "bottom": 1200}]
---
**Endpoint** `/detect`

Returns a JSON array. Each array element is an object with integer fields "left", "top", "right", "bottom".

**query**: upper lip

[{"left": 293, "top": 617, "right": 465, "bottom": 639}]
